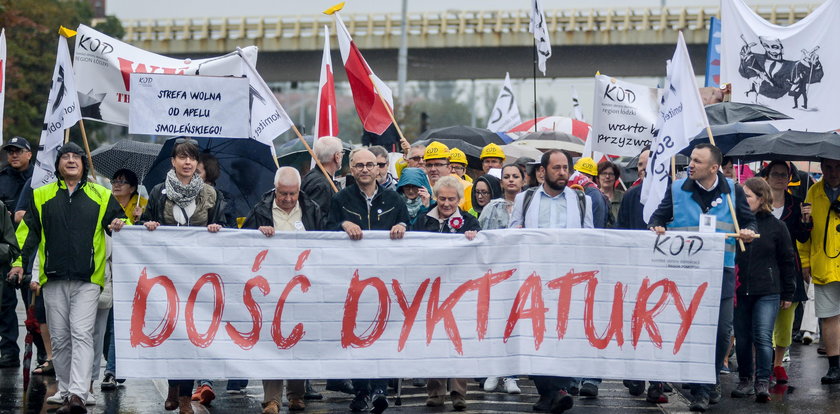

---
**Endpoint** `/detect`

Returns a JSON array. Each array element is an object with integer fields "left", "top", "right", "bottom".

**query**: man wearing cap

[
  {"left": 449, "top": 148, "right": 473, "bottom": 183},
  {"left": 0, "top": 137, "right": 34, "bottom": 219},
  {"left": 7, "top": 142, "right": 127, "bottom": 413},
  {"left": 571, "top": 157, "right": 610, "bottom": 229},
  {"left": 480, "top": 143, "right": 505, "bottom": 174}
]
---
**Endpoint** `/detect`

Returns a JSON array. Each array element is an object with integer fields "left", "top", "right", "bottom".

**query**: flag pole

[
  {"left": 706, "top": 126, "right": 746, "bottom": 252},
  {"left": 532, "top": 39, "right": 538, "bottom": 132},
  {"left": 290, "top": 123, "right": 338, "bottom": 194},
  {"left": 369, "top": 75, "right": 410, "bottom": 157},
  {"left": 64, "top": 129, "right": 70, "bottom": 144},
  {"left": 78, "top": 120, "right": 97, "bottom": 180}
]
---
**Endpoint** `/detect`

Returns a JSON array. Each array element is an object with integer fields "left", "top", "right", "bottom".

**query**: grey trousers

[
  {"left": 44, "top": 280, "right": 100, "bottom": 402},
  {"left": 262, "top": 380, "right": 306, "bottom": 403},
  {"left": 427, "top": 378, "right": 467, "bottom": 397}
]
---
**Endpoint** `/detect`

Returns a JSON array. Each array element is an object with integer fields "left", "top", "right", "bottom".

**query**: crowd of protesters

[{"left": 0, "top": 134, "right": 837, "bottom": 414}]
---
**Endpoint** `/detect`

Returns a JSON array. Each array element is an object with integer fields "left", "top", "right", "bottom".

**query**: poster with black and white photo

[
  {"left": 721, "top": 0, "right": 839, "bottom": 131},
  {"left": 590, "top": 74, "right": 660, "bottom": 156}
]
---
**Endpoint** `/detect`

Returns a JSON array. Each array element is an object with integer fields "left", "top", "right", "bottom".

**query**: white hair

[
  {"left": 274, "top": 166, "right": 301, "bottom": 188},
  {"left": 313, "top": 136, "right": 344, "bottom": 164},
  {"left": 433, "top": 175, "right": 464, "bottom": 199}
]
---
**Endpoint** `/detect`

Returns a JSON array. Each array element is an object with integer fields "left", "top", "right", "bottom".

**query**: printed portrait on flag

[{"left": 721, "top": 0, "right": 840, "bottom": 131}]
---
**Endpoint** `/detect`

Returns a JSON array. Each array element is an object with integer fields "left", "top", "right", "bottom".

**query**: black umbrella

[
  {"left": 415, "top": 138, "right": 483, "bottom": 171},
  {"left": 725, "top": 130, "right": 840, "bottom": 162},
  {"left": 705, "top": 102, "right": 792, "bottom": 125},
  {"left": 143, "top": 137, "right": 277, "bottom": 218},
  {"left": 91, "top": 140, "right": 162, "bottom": 182},
  {"left": 678, "top": 122, "right": 778, "bottom": 157},
  {"left": 416, "top": 125, "right": 505, "bottom": 148}
]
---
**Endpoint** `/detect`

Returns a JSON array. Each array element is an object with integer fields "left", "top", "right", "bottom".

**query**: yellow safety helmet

[
  {"left": 424, "top": 141, "right": 450, "bottom": 160},
  {"left": 574, "top": 157, "right": 599, "bottom": 176},
  {"left": 480, "top": 143, "right": 506, "bottom": 161},
  {"left": 449, "top": 148, "right": 468, "bottom": 165}
]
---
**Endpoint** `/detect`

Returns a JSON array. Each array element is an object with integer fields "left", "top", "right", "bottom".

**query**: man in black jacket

[
  {"left": 0, "top": 137, "right": 34, "bottom": 220},
  {"left": 327, "top": 148, "right": 408, "bottom": 414},
  {"left": 301, "top": 136, "right": 343, "bottom": 218}
]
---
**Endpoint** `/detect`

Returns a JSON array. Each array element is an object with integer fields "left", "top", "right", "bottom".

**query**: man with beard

[{"left": 508, "top": 149, "right": 593, "bottom": 413}]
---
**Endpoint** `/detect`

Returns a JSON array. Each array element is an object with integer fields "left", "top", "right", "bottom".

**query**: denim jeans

[
  {"left": 690, "top": 292, "right": 734, "bottom": 398},
  {"left": 105, "top": 308, "right": 116, "bottom": 375},
  {"left": 734, "top": 294, "right": 780, "bottom": 381}
]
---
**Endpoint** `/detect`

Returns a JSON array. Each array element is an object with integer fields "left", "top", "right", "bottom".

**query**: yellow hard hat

[
  {"left": 574, "top": 157, "right": 599, "bottom": 176},
  {"left": 424, "top": 141, "right": 450, "bottom": 160},
  {"left": 449, "top": 148, "right": 468, "bottom": 165},
  {"left": 480, "top": 143, "right": 506, "bottom": 161}
]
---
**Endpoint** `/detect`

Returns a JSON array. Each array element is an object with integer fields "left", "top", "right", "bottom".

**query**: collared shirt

[
  {"left": 537, "top": 185, "right": 568, "bottom": 229},
  {"left": 272, "top": 201, "right": 304, "bottom": 232},
  {"left": 696, "top": 175, "right": 719, "bottom": 192}
]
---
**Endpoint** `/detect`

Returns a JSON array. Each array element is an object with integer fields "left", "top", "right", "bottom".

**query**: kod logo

[
  {"left": 139, "top": 77, "right": 153, "bottom": 84},
  {"left": 603, "top": 84, "right": 636, "bottom": 103},
  {"left": 77, "top": 34, "right": 114, "bottom": 55},
  {"left": 653, "top": 234, "right": 704, "bottom": 257}
]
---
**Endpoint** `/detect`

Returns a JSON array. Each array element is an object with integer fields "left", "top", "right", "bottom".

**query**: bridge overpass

[{"left": 114, "top": 4, "right": 818, "bottom": 82}]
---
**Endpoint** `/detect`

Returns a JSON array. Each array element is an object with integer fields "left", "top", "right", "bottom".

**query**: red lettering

[
  {"left": 117, "top": 57, "right": 189, "bottom": 91},
  {"left": 583, "top": 279, "right": 626, "bottom": 349},
  {"left": 504, "top": 273, "right": 548, "bottom": 350},
  {"left": 671, "top": 282, "right": 709, "bottom": 354},
  {"left": 116, "top": 93, "right": 130, "bottom": 103},
  {"left": 631, "top": 278, "right": 672, "bottom": 348},
  {"left": 546, "top": 269, "right": 597, "bottom": 339},
  {"left": 475, "top": 269, "right": 515, "bottom": 340},
  {"left": 225, "top": 276, "right": 270, "bottom": 350},
  {"left": 185, "top": 273, "right": 225, "bottom": 348},
  {"left": 426, "top": 277, "right": 477, "bottom": 355},
  {"left": 341, "top": 271, "right": 390, "bottom": 348},
  {"left": 252, "top": 249, "right": 269, "bottom": 272},
  {"left": 271, "top": 275, "right": 311, "bottom": 349},
  {"left": 391, "top": 278, "right": 431, "bottom": 352},
  {"left": 130, "top": 268, "right": 179, "bottom": 347},
  {"left": 294, "top": 249, "right": 311, "bottom": 271}
]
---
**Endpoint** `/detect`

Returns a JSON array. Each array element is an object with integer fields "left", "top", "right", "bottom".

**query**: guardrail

[{"left": 113, "top": 5, "right": 818, "bottom": 53}]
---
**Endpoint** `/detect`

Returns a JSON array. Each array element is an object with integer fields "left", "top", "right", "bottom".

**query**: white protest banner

[
  {"left": 590, "top": 75, "right": 660, "bottom": 156},
  {"left": 113, "top": 227, "right": 723, "bottom": 383},
  {"left": 721, "top": 0, "right": 838, "bottom": 131},
  {"left": 128, "top": 73, "right": 250, "bottom": 138},
  {"left": 32, "top": 34, "right": 82, "bottom": 189},
  {"left": 486, "top": 73, "right": 522, "bottom": 132},
  {"left": 642, "top": 33, "right": 709, "bottom": 222},
  {"left": 238, "top": 51, "right": 294, "bottom": 154},
  {"left": 72, "top": 24, "right": 258, "bottom": 127}
]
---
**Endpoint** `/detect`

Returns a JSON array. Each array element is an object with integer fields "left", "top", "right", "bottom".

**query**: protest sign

[
  {"left": 128, "top": 73, "right": 249, "bottom": 138},
  {"left": 590, "top": 75, "right": 660, "bottom": 156},
  {"left": 113, "top": 227, "right": 724, "bottom": 383},
  {"left": 73, "top": 24, "right": 257, "bottom": 127}
]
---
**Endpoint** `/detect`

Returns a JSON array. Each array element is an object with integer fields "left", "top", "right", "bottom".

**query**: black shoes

[
  {"left": 0, "top": 354, "right": 20, "bottom": 368},
  {"left": 754, "top": 380, "right": 770, "bottom": 403},
  {"left": 349, "top": 393, "right": 368, "bottom": 412},
  {"left": 623, "top": 380, "right": 645, "bottom": 396},
  {"left": 550, "top": 390, "right": 574, "bottom": 413},
  {"left": 689, "top": 394, "right": 710, "bottom": 412},
  {"left": 56, "top": 394, "right": 87, "bottom": 414},
  {"left": 326, "top": 379, "right": 355, "bottom": 395},
  {"left": 303, "top": 380, "right": 323, "bottom": 400},
  {"left": 821, "top": 366, "right": 840, "bottom": 384},
  {"left": 579, "top": 382, "right": 598, "bottom": 397},
  {"left": 370, "top": 392, "right": 388, "bottom": 414}
]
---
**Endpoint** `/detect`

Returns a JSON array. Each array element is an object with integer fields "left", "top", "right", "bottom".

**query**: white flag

[
  {"left": 529, "top": 0, "right": 552, "bottom": 75},
  {"left": 238, "top": 50, "right": 293, "bottom": 156},
  {"left": 32, "top": 36, "right": 82, "bottom": 189},
  {"left": 641, "top": 32, "right": 710, "bottom": 223},
  {"left": 570, "top": 86, "right": 585, "bottom": 122},
  {"left": 486, "top": 73, "right": 522, "bottom": 132},
  {"left": 0, "top": 29, "right": 6, "bottom": 146}
]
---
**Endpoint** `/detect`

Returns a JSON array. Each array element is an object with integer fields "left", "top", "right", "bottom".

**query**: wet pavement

[{"left": 3, "top": 309, "right": 840, "bottom": 413}]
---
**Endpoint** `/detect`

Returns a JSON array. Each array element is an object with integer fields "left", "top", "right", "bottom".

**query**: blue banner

[{"left": 704, "top": 17, "right": 721, "bottom": 87}]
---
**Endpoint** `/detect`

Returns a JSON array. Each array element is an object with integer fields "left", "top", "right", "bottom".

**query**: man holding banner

[{"left": 649, "top": 144, "right": 756, "bottom": 412}]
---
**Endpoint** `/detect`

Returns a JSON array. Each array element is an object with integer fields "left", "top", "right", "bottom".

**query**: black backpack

[{"left": 519, "top": 187, "right": 587, "bottom": 227}]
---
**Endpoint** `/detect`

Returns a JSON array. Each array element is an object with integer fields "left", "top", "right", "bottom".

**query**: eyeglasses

[
  {"left": 377, "top": 162, "right": 388, "bottom": 168},
  {"left": 409, "top": 156, "right": 423, "bottom": 162},
  {"left": 111, "top": 179, "right": 129, "bottom": 186},
  {"left": 426, "top": 162, "right": 449, "bottom": 168},
  {"left": 352, "top": 162, "right": 377, "bottom": 170},
  {"left": 475, "top": 191, "right": 491, "bottom": 197},
  {"left": 451, "top": 165, "right": 466, "bottom": 171}
]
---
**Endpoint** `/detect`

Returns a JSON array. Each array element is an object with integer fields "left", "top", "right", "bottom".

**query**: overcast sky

[{"left": 108, "top": 0, "right": 820, "bottom": 20}]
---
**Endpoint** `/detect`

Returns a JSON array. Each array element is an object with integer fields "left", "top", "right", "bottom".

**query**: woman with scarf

[
  {"left": 467, "top": 174, "right": 502, "bottom": 218},
  {"left": 140, "top": 138, "right": 226, "bottom": 414},
  {"left": 396, "top": 167, "right": 432, "bottom": 226}
]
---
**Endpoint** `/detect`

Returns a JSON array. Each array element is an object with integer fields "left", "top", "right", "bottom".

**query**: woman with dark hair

[
  {"left": 109, "top": 168, "right": 146, "bottom": 224},
  {"left": 597, "top": 160, "right": 623, "bottom": 224},
  {"left": 140, "top": 137, "right": 226, "bottom": 414},
  {"left": 478, "top": 164, "right": 525, "bottom": 231},
  {"left": 731, "top": 177, "right": 796, "bottom": 403},
  {"left": 467, "top": 174, "right": 502, "bottom": 218},
  {"left": 197, "top": 152, "right": 237, "bottom": 228},
  {"left": 763, "top": 160, "right": 812, "bottom": 385}
]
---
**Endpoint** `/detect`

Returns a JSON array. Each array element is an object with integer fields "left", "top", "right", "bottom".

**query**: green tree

[
  {"left": 93, "top": 15, "right": 124, "bottom": 39},
  {"left": 0, "top": 0, "right": 92, "bottom": 145}
]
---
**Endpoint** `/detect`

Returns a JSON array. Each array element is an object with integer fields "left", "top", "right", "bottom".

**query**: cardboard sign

[
  {"left": 112, "top": 227, "right": 724, "bottom": 383},
  {"left": 128, "top": 73, "right": 249, "bottom": 138},
  {"left": 590, "top": 75, "right": 661, "bottom": 156}
]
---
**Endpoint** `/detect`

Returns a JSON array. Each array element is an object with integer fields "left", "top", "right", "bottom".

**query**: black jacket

[
  {"left": 0, "top": 200, "right": 19, "bottom": 274},
  {"left": 778, "top": 192, "right": 811, "bottom": 302},
  {"left": 241, "top": 189, "right": 325, "bottom": 231},
  {"left": 0, "top": 163, "right": 33, "bottom": 215},
  {"left": 301, "top": 168, "right": 339, "bottom": 218},
  {"left": 412, "top": 209, "right": 481, "bottom": 233},
  {"left": 617, "top": 184, "right": 646, "bottom": 230},
  {"left": 735, "top": 211, "right": 797, "bottom": 301},
  {"left": 141, "top": 182, "right": 226, "bottom": 227},
  {"left": 327, "top": 183, "right": 410, "bottom": 231},
  {"left": 648, "top": 172, "right": 757, "bottom": 232}
]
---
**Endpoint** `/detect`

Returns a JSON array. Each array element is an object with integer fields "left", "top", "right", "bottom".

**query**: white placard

[
  {"left": 590, "top": 74, "right": 660, "bottom": 157},
  {"left": 112, "top": 227, "right": 724, "bottom": 383},
  {"left": 128, "top": 73, "right": 249, "bottom": 138}
]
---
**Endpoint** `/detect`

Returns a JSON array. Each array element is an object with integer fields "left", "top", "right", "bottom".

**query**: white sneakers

[
  {"left": 503, "top": 377, "right": 521, "bottom": 394},
  {"left": 483, "top": 377, "right": 521, "bottom": 394},
  {"left": 483, "top": 377, "right": 500, "bottom": 392}
]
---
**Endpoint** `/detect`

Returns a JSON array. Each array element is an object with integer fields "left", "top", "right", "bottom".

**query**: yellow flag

[
  {"left": 323, "top": 2, "right": 345, "bottom": 15},
  {"left": 58, "top": 26, "right": 77, "bottom": 38}
]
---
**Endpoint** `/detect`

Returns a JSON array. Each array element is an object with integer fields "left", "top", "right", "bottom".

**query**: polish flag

[
  {"left": 329, "top": 7, "right": 393, "bottom": 135},
  {"left": 314, "top": 26, "right": 338, "bottom": 139}
]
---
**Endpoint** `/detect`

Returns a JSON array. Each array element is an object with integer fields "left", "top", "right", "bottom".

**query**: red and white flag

[
  {"left": 329, "top": 6, "right": 393, "bottom": 135},
  {"left": 314, "top": 26, "right": 339, "bottom": 139}
]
